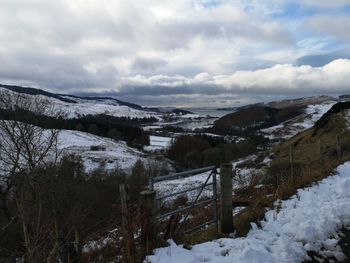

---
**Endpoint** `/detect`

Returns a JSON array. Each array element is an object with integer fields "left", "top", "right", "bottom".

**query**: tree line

[
  {"left": 167, "top": 134, "right": 269, "bottom": 169},
  {"left": 0, "top": 108, "right": 153, "bottom": 148}
]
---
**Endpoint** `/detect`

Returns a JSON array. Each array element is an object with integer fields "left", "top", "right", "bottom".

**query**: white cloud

[
  {"left": 121, "top": 59, "right": 350, "bottom": 94},
  {"left": 0, "top": 0, "right": 348, "bottom": 106},
  {"left": 0, "top": 0, "right": 294, "bottom": 89}
]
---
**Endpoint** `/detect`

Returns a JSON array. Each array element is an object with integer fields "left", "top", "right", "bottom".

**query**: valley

[{"left": 1, "top": 84, "right": 350, "bottom": 262}]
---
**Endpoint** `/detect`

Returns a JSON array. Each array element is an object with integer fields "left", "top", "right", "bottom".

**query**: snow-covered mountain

[{"left": 0, "top": 84, "right": 161, "bottom": 120}]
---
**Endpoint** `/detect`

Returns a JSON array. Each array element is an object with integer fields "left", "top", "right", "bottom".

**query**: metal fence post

[
  {"left": 220, "top": 163, "right": 234, "bottom": 234},
  {"left": 140, "top": 190, "right": 157, "bottom": 251}
]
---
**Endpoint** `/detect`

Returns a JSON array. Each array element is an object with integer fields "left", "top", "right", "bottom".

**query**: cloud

[
  {"left": 296, "top": 50, "right": 350, "bottom": 66},
  {"left": 307, "top": 15, "right": 350, "bottom": 41},
  {"left": 215, "top": 59, "right": 350, "bottom": 94},
  {"left": 131, "top": 56, "right": 168, "bottom": 72},
  {"left": 118, "top": 59, "right": 350, "bottom": 94},
  {"left": 301, "top": 0, "right": 350, "bottom": 8},
  {"left": 0, "top": 0, "right": 294, "bottom": 91},
  {"left": 72, "top": 59, "right": 349, "bottom": 106},
  {"left": 0, "top": 0, "right": 349, "bottom": 106}
]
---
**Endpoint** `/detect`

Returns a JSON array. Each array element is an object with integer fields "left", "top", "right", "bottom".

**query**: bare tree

[
  {"left": 0, "top": 90, "right": 60, "bottom": 212},
  {"left": 0, "top": 89, "right": 62, "bottom": 261}
]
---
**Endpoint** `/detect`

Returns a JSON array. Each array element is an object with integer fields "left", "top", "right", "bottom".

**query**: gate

[{"left": 149, "top": 166, "right": 218, "bottom": 237}]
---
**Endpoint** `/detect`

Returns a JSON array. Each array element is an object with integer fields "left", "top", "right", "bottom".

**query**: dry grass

[
  {"left": 182, "top": 225, "right": 220, "bottom": 246},
  {"left": 231, "top": 113, "right": 350, "bottom": 236}
]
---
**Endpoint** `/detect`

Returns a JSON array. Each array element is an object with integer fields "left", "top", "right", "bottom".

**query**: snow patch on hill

[
  {"left": 261, "top": 101, "right": 336, "bottom": 140},
  {"left": 147, "top": 161, "right": 350, "bottom": 263},
  {"left": 58, "top": 130, "right": 145, "bottom": 173},
  {"left": 345, "top": 110, "right": 350, "bottom": 130},
  {"left": 51, "top": 99, "right": 160, "bottom": 119}
]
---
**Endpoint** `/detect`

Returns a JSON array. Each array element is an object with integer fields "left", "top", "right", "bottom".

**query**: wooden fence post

[
  {"left": 120, "top": 184, "right": 128, "bottom": 230},
  {"left": 119, "top": 184, "right": 135, "bottom": 260},
  {"left": 140, "top": 190, "right": 157, "bottom": 252},
  {"left": 220, "top": 163, "right": 234, "bottom": 234}
]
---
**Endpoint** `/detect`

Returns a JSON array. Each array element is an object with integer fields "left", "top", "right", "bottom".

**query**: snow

[
  {"left": 145, "top": 136, "right": 173, "bottom": 151},
  {"left": 0, "top": 119, "right": 146, "bottom": 174},
  {"left": 58, "top": 130, "right": 145, "bottom": 172},
  {"left": 52, "top": 99, "right": 160, "bottom": 119},
  {"left": 0, "top": 87, "right": 160, "bottom": 120},
  {"left": 179, "top": 114, "right": 201, "bottom": 119},
  {"left": 345, "top": 109, "right": 350, "bottom": 130},
  {"left": 261, "top": 101, "right": 336, "bottom": 140},
  {"left": 146, "top": 162, "right": 350, "bottom": 263}
]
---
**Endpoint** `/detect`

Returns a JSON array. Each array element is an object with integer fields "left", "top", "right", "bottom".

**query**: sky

[{"left": 0, "top": 0, "right": 350, "bottom": 107}]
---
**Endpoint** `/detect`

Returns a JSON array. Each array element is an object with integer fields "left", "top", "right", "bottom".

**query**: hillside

[
  {"left": 261, "top": 100, "right": 336, "bottom": 140},
  {"left": 272, "top": 101, "right": 350, "bottom": 170},
  {"left": 266, "top": 95, "right": 333, "bottom": 109},
  {"left": 0, "top": 84, "right": 159, "bottom": 119},
  {"left": 212, "top": 105, "right": 305, "bottom": 135}
]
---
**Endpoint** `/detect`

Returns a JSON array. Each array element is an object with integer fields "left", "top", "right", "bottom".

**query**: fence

[
  {"left": 139, "top": 163, "right": 235, "bottom": 245},
  {"left": 150, "top": 165, "right": 218, "bottom": 237}
]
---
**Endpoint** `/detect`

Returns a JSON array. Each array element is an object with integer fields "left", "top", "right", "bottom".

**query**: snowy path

[{"left": 146, "top": 162, "right": 350, "bottom": 263}]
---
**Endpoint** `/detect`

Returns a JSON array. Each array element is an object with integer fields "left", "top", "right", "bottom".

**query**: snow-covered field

[
  {"left": 261, "top": 101, "right": 336, "bottom": 140},
  {"left": 144, "top": 136, "right": 173, "bottom": 152},
  {"left": 58, "top": 130, "right": 145, "bottom": 172},
  {"left": 146, "top": 162, "right": 350, "bottom": 263}
]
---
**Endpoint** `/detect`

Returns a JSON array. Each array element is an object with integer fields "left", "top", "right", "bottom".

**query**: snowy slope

[
  {"left": 147, "top": 162, "right": 350, "bottom": 263},
  {"left": 0, "top": 87, "right": 160, "bottom": 119},
  {"left": 58, "top": 130, "right": 145, "bottom": 172},
  {"left": 261, "top": 101, "right": 336, "bottom": 140},
  {"left": 0, "top": 123, "right": 146, "bottom": 174},
  {"left": 51, "top": 99, "right": 160, "bottom": 119}
]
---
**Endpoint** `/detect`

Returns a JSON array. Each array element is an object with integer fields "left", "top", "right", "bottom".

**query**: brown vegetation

[
  {"left": 212, "top": 106, "right": 304, "bottom": 135},
  {"left": 232, "top": 110, "right": 350, "bottom": 236}
]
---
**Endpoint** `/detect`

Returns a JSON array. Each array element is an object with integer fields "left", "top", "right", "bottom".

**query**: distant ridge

[
  {"left": 0, "top": 84, "right": 76, "bottom": 103},
  {"left": 60, "top": 94, "right": 144, "bottom": 110},
  {"left": 0, "top": 83, "right": 144, "bottom": 110},
  {"left": 266, "top": 95, "right": 333, "bottom": 109}
]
